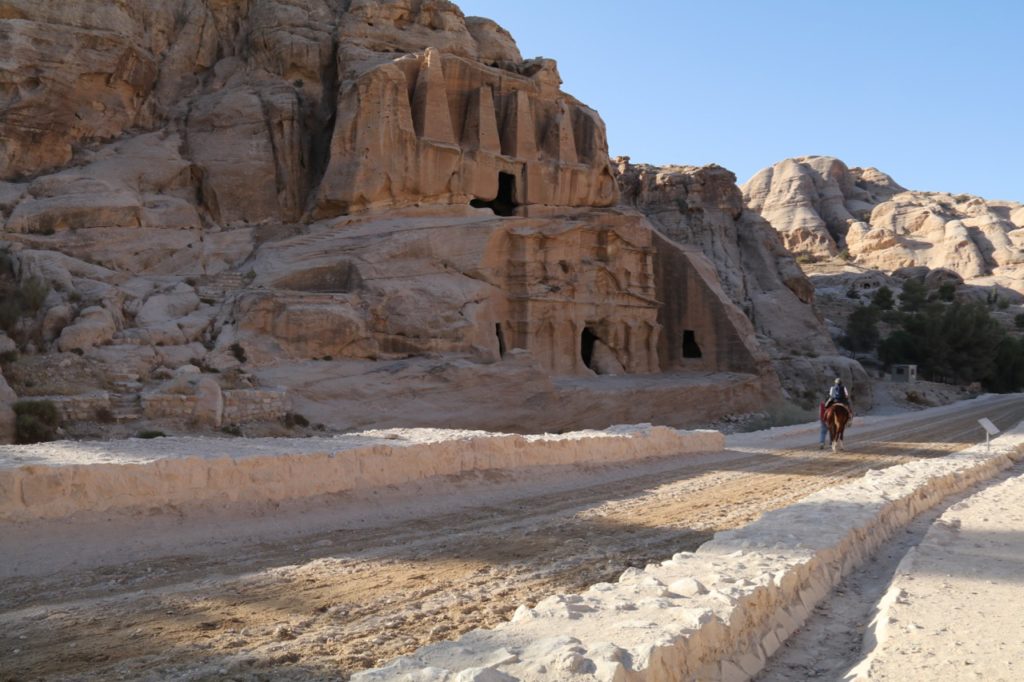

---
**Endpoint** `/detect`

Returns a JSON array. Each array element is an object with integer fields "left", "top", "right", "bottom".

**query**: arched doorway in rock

[
  {"left": 581, "top": 326, "right": 599, "bottom": 370},
  {"left": 470, "top": 172, "right": 518, "bottom": 216},
  {"left": 682, "top": 329, "right": 703, "bottom": 359}
]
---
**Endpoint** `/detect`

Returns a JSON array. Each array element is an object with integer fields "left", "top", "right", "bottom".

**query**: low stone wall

[
  {"left": 0, "top": 425, "right": 723, "bottom": 521},
  {"left": 140, "top": 389, "right": 289, "bottom": 423},
  {"left": 141, "top": 393, "right": 197, "bottom": 420},
  {"left": 354, "top": 428, "right": 1024, "bottom": 682},
  {"left": 32, "top": 393, "right": 111, "bottom": 423},
  {"left": 222, "top": 389, "right": 290, "bottom": 423}
]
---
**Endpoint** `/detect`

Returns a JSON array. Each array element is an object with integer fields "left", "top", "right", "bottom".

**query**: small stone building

[{"left": 892, "top": 364, "right": 917, "bottom": 383}]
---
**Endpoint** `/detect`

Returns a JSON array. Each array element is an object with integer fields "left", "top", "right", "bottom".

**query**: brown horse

[{"left": 824, "top": 403, "right": 851, "bottom": 451}]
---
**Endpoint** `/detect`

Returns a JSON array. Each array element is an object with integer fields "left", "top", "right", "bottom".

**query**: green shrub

[
  {"left": 13, "top": 400, "right": 61, "bottom": 444},
  {"left": 0, "top": 249, "right": 14, "bottom": 277},
  {"left": 94, "top": 407, "right": 115, "bottom": 424},
  {"left": 0, "top": 298, "right": 20, "bottom": 335},
  {"left": 0, "top": 276, "right": 52, "bottom": 335},
  {"left": 905, "top": 391, "right": 932, "bottom": 406},
  {"left": 229, "top": 342, "right": 247, "bottom": 363},
  {"left": 1015, "top": 313, "right": 1024, "bottom": 329},
  {"left": 19, "top": 277, "right": 49, "bottom": 312},
  {"left": 221, "top": 424, "right": 242, "bottom": 436},
  {"left": 136, "top": 430, "right": 167, "bottom": 439},
  {"left": 284, "top": 412, "right": 310, "bottom": 428}
]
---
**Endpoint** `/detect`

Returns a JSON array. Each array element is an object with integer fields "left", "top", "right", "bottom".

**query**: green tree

[
  {"left": 871, "top": 286, "right": 895, "bottom": 310},
  {"left": 879, "top": 329, "right": 918, "bottom": 367},
  {"left": 937, "top": 302, "right": 1002, "bottom": 384},
  {"left": 899, "top": 279, "right": 928, "bottom": 312},
  {"left": 843, "top": 306, "right": 881, "bottom": 353},
  {"left": 881, "top": 302, "right": 1008, "bottom": 386},
  {"left": 872, "top": 301, "right": 1015, "bottom": 387},
  {"left": 937, "top": 282, "right": 956, "bottom": 302},
  {"left": 986, "top": 337, "right": 1024, "bottom": 392}
]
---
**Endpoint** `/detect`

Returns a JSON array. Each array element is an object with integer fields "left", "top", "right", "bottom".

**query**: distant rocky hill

[
  {"left": 0, "top": 0, "right": 812, "bottom": 442},
  {"left": 743, "top": 156, "right": 1024, "bottom": 296}
]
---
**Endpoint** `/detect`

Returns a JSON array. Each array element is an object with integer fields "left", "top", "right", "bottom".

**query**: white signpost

[{"left": 978, "top": 418, "right": 1000, "bottom": 452}]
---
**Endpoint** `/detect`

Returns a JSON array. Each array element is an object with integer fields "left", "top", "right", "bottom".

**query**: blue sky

[{"left": 456, "top": 1, "right": 1023, "bottom": 202}]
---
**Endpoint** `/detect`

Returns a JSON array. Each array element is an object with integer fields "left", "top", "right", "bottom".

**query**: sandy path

[
  {"left": 1, "top": 396, "right": 1021, "bottom": 681},
  {"left": 754, "top": 457, "right": 1024, "bottom": 681}
]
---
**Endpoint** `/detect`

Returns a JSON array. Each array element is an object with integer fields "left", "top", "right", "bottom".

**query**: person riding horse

[{"left": 822, "top": 378, "right": 852, "bottom": 450}]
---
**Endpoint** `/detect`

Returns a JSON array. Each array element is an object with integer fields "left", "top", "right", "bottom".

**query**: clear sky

[{"left": 456, "top": 1, "right": 1023, "bottom": 202}]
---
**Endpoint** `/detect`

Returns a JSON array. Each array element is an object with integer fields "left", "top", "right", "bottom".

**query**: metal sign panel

[{"left": 978, "top": 418, "right": 1000, "bottom": 436}]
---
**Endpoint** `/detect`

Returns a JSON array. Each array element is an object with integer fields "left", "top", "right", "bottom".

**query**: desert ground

[{"left": 2, "top": 393, "right": 1021, "bottom": 681}]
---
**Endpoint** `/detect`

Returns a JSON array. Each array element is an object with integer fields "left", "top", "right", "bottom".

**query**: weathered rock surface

[
  {"left": 191, "top": 376, "right": 223, "bottom": 428},
  {"left": 56, "top": 306, "right": 116, "bottom": 353},
  {"left": 617, "top": 159, "right": 871, "bottom": 407},
  {"left": 743, "top": 156, "right": 1024, "bottom": 295}
]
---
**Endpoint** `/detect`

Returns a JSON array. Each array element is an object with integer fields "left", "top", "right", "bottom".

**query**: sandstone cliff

[
  {"left": 743, "top": 156, "right": 1024, "bottom": 296},
  {"left": 616, "top": 159, "right": 871, "bottom": 406},
  {"left": 0, "top": 0, "right": 783, "bottom": 439}
]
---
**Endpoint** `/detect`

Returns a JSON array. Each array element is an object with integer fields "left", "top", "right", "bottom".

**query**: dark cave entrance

[
  {"left": 682, "top": 329, "right": 703, "bottom": 359},
  {"left": 470, "top": 172, "right": 518, "bottom": 216},
  {"left": 581, "top": 326, "right": 599, "bottom": 370},
  {"left": 495, "top": 323, "right": 507, "bottom": 358}
]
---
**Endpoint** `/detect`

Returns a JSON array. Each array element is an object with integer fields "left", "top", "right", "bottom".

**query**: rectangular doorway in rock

[
  {"left": 495, "top": 322, "right": 507, "bottom": 358},
  {"left": 470, "top": 172, "right": 518, "bottom": 216},
  {"left": 581, "top": 326, "right": 598, "bottom": 370},
  {"left": 682, "top": 329, "right": 703, "bottom": 358}
]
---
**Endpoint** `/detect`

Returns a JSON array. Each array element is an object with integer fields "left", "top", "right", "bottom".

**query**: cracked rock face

[
  {"left": 0, "top": 0, "right": 784, "bottom": 432},
  {"left": 742, "top": 156, "right": 1024, "bottom": 295}
]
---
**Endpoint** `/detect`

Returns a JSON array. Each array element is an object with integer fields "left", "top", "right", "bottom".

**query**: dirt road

[{"left": 2, "top": 396, "right": 1022, "bottom": 681}]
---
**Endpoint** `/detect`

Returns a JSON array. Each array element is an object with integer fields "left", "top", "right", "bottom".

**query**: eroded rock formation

[
  {"left": 617, "top": 159, "right": 871, "bottom": 406},
  {"left": 743, "top": 156, "right": 1024, "bottom": 295},
  {"left": 0, "top": 0, "right": 782, "bottom": 436}
]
